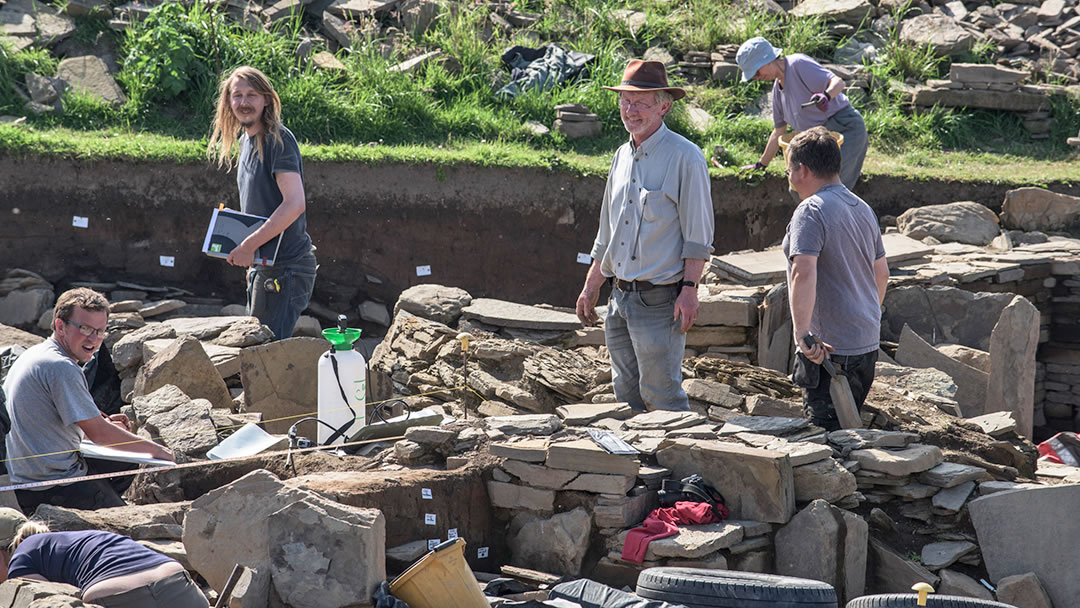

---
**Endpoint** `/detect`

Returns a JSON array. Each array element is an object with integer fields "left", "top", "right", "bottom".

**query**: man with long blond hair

[{"left": 207, "top": 66, "right": 316, "bottom": 341}]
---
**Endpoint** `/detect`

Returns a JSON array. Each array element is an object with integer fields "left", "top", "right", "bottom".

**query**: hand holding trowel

[{"left": 802, "top": 334, "right": 863, "bottom": 429}]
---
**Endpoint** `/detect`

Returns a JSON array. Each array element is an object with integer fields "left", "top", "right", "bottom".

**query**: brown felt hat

[{"left": 603, "top": 59, "right": 686, "bottom": 100}]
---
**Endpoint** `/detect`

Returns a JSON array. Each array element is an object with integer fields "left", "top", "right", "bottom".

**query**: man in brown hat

[{"left": 575, "top": 59, "right": 714, "bottom": 412}]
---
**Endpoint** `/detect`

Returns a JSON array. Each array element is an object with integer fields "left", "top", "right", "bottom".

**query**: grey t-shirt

[
  {"left": 783, "top": 183, "right": 885, "bottom": 356},
  {"left": 237, "top": 125, "right": 313, "bottom": 265},
  {"left": 772, "top": 54, "right": 851, "bottom": 133},
  {"left": 3, "top": 338, "right": 101, "bottom": 484}
]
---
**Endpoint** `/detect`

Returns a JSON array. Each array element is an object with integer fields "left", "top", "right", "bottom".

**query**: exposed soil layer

[{"left": 3, "top": 156, "right": 1077, "bottom": 309}]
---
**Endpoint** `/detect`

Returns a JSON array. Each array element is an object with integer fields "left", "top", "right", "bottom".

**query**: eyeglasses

[
  {"left": 65, "top": 319, "right": 107, "bottom": 339},
  {"left": 618, "top": 98, "right": 657, "bottom": 112}
]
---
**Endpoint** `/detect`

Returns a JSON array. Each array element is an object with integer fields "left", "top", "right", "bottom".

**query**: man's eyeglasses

[
  {"left": 65, "top": 319, "right": 107, "bottom": 339},
  {"left": 618, "top": 98, "right": 657, "bottom": 112}
]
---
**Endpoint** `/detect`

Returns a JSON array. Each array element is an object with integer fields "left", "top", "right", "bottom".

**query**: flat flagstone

[
  {"left": 461, "top": 298, "right": 582, "bottom": 330},
  {"left": 719, "top": 416, "right": 810, "bottom": 436},
  {"left": 555, "top": 403, "right": 634, "bottom": 426},
  {"left": 966, "top": 411, "right": 1016, "bottom": 437},
  {"left": 921, "top": 540, "right": 977, "bottom": 570},
  {"left": 850, "top": 444, "right": 944, "bottom": 477},
  {"left": 917, "top": 462, "right": 986, "bottom": 488},
  {"left": 932, "top": 480, "right": 975, "bottom": 514},
  {"left": 491, "top": 439, "right": 548, "bottom": 462},
  {"left": 624, "top": 410, "right": 705, "bottom": 431},
  {"left": 619, "top": 522, "right": 744, "bottom": 560}
]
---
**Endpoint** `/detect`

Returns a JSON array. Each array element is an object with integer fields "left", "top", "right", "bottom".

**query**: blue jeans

[
  {"left": 247, "top": 250, "right": 317, "bottom": 341},
  {"left": 605, "top": 286, "right": 689, "bottom": 412}
]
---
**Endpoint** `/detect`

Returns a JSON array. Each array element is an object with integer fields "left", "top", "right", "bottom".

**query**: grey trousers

[
  {"left": 605, "top": 286, "right": 689, "bottom": 412},
  {"left": 95, "top": 571, "right": 209, "bottom": 608},
  {"left": 825, "top": 104, "right": 868, "bottom": 191}
]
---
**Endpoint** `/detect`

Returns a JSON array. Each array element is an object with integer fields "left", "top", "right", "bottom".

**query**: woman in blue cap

[{"left": 736, "top": 37, "right": 868, "bottom": 191}]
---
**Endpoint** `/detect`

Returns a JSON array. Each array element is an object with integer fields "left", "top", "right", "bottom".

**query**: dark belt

[{"left": 612, "top": 278, "right": 676, "bottom": 292}]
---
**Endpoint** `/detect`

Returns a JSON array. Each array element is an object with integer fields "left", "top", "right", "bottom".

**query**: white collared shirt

[{"left": 590, "top": 123, "right": 714, "bottom": 283}]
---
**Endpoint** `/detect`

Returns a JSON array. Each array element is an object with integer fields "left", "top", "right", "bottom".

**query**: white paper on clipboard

[
  {"left": 79, "top": 441, "right": 176, "bottom": 467},
  {"left": 201, "top": 207, "right": 283, "bottom": 266}
]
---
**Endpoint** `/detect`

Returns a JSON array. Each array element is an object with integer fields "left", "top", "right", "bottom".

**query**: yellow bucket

[
  {"left": 389, "top": 538, "right": 488, "bottom": 608},
  {"left": 778, "top": 130, "right": 844, "bottom": 153}
]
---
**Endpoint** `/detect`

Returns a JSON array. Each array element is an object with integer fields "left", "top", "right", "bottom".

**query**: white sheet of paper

[
  {"left": 477, "top": 547, "right": 489, "bottom": 558},
  {"left": 72, "top": 216, "right": 89, "bottom": 228},
  {"left": 447, "top": 528, "right": 458, "bottom": 540},
  {"left": 79, "top": 441, "right": 175, "bottom": 467},
  {"left": 421, "top": 488, "right": 432, "bottom": 499},
  {"left": 416, "top": 265, "right": 432, "bottom": 276},
  {"left": 576, "top": 252, "right": 591, "bottom": 264},
  {"left": 159, "top": 256, "right": 175, "bottom": 267},
  {"left": 428, "top": 539, "right": 440, "bottom": 550},
  {"left": 425, "top": 513, "right": 436, "bottom": 525}
]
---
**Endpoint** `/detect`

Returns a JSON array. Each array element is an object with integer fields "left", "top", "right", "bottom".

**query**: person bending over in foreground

[{"left": 0, "top": 508, "right": 208, "bottom": 607}]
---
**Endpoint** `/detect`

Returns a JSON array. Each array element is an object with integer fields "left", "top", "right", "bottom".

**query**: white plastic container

[{"left": 316, "top": 330, "right": 367, "bottom": 445}]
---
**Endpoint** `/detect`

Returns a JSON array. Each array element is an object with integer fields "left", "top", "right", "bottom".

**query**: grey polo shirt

[{"left": 590, "top": 123, "right": 714, "bottom": 284}]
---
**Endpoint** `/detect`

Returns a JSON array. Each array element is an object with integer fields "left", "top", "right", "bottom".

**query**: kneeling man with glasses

[{"left": 3, "top": 288, "right": 174, "bottom": 512}]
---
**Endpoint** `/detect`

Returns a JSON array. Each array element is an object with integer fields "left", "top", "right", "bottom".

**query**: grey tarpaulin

[
  {"left": 546, "top": 579, "right": 688, "bottom": 608},
  {"left": 496, "top": 45, "right": 594, "bottom": 100}
]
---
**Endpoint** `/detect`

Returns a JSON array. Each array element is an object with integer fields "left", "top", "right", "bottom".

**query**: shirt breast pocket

[{"left": 641, "top": 190, "right": 676, "bottom": 222}]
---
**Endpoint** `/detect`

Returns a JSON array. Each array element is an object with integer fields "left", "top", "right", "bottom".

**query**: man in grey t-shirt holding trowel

[{"left": 781, "top": 127, "right": 890, "bottom": 431}]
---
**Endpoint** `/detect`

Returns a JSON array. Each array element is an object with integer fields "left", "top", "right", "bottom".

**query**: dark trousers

[
  {"left": 793, "top": 350, "right": 877, "bottom": 432},
  {"left": 246, "top": 251, "right": 317, "bottom": 341},
  {"left": 15, "top": 458, "right": 137, "bottom": 514}
]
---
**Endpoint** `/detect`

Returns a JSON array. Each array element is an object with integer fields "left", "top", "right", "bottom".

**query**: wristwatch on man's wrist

[{"left": 678, "top": 280, "right": 697, "bottom": 290}]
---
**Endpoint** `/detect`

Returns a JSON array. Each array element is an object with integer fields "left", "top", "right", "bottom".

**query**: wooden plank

[{"left": 499, "top": 565, "right": 563, "bottom": 586}]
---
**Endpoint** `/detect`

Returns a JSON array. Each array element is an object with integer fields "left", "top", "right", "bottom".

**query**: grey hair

[{"left": 654, "top": 90, "right": 674, "bottom": 105}]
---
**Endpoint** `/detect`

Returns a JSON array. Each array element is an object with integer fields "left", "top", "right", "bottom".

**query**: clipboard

[
  {"left": 79, "top": 440, "right": 176, "bottom": 467},
  {"left": 201, "top": 207, "right": 283, "bottom": 266}
]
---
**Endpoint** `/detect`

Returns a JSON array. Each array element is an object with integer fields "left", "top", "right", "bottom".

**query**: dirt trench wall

[{"left": 3, "top": 155, "right": 1078, "bottom": 308}]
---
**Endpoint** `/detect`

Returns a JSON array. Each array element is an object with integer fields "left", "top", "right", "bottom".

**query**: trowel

[{"left": 803, "top": 334, "right": 863, "bottom": 429}]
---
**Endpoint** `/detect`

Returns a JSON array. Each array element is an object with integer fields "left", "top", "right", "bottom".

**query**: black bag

[{"left": 657, "top": 474, "right": 727, "bottom": 519}]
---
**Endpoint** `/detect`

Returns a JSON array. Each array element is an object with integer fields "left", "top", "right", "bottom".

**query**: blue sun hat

[{"left": 736, "top": 37, "right": 782, "bottom": 82}]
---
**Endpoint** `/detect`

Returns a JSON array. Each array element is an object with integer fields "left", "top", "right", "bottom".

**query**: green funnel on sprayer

[{"left": 323, "top": 314, "right": 361, "bottom": 351}]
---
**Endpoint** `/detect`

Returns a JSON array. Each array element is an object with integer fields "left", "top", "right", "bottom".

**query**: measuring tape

[{"left": 0, "top": 435, "right": 406, "bottom": 494}]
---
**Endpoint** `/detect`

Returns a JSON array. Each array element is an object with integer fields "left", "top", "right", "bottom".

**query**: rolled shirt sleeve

[{"left": 678, "top": 146, "right": 714, "bottom": 260}]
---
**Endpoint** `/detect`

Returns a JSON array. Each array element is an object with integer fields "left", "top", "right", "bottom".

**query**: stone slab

[
  {"left": 555, "top": 403, "right": 634, "bottom": 426},
  {"left": 487, "top": 481, "right": 554, "bottom": 512},
  {"left": 624, "top": 410, "right": 705, "bottom": 431},
  {"left": 966, "top": 411, "right": 1017, "bottom": 437},
  {"left": 657, "top": 438, "right": 794, "bottom": 524},
  {"left": 494, "top": 438, "right": 552, "bottom": 462},
  {"left": 931, "top": 480, "right": 975, "bottom": 514},
  {"left": 710, "top": 234, "right": 929, "bottom": 285},
  {"left": 461, "top": 298, "right": 581, "bottom": 330},
  {"left": 896, "top": 325, "right": 988, "bottom": 416},
  {"left": 969, "top": 484, "right": 1080, "bottom": 608},
  {"left": 918, "top": 462, "right": 986, "bottom": 488},
  {"left": 849, "top": 444, "right": 944, "bottom": 477},
  {"left": 719, "top": 416, "right": 810, "bottom": 436},
  {"left": 618, "top": 522, "right": 744, "bottom": 560},
  {"left": 563, "top": 472, "right": 635, "bottom": 495},
  {"left": 546, "top": 439, "right": 640, "bottom": 476}
]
